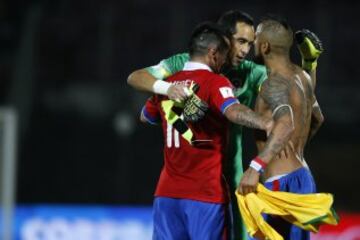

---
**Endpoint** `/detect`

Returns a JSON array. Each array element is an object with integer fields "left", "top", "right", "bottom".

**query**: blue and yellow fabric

[{"left": 235, "top": 184, "right": 339, "bottom": 240}]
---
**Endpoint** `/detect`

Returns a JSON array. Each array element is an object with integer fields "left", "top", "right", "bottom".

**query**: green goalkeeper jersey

[{"left": 146, "top": 52, "right": 267, "bottom": 186}]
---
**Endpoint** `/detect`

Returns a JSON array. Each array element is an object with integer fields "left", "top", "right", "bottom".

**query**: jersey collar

[{"left": 183, "top": 61, "right": 212, "bottom": 72}]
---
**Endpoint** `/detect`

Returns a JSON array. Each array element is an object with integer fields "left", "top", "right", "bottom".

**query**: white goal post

[{"left": 0, "top": 107, "right": 18, "bottom": 240}]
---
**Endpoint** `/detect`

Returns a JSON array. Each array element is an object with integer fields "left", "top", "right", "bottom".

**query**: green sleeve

[{"left": 145, "top": 53, "right": 190, "bottom": 79}]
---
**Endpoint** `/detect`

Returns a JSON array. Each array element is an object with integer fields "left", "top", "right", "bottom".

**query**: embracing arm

[
  {"left": 224, "top": 103, "right": 272, "bottom": 132},
  {"left": 256, "top": 76, "right": 295, "bottom": 163},
  {"left": 127, "top": 68, "right": 157, "bottom": 92},
  {"left": 127, "top": 68, "right": 188, "bottom": 100},
  {"left": 127, "top": 52, "right": 192, "bottom": 100}
]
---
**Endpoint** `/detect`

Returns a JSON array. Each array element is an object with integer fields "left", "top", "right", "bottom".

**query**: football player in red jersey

[{"left": 140, "top": 22, "right": 272, "bottom": 240}]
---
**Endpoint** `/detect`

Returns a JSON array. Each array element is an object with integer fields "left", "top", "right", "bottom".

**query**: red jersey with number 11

[{"left": 142, "top": 67, "right": 238, "bottom": 203}]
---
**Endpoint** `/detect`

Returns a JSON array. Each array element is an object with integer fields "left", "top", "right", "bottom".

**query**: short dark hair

[
  {"left": 217, "top": 10, "right": 254, "bottom": 35},
  {"left": 188, "top": 22, "right": 230, "bottom": 57}
]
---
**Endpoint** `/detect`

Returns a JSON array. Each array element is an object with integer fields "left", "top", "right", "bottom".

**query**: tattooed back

[{"left": 255, "top": 64, "right": 316, "bottom": 179}]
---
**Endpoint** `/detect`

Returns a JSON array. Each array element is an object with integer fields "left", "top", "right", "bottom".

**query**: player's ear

[
  {"left": 261, "top": 42, "right": 270, "bottom": 55},
  {"left": 207, "top": 47, "right": 218, "bottom": 64},
  {"left": 208, "top": 47, "right": 217, "bottom": 58}
]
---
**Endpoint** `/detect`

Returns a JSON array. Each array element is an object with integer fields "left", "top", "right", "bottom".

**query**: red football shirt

[{"left": 142, "top": 65, "right": 238, "bottom": 203}]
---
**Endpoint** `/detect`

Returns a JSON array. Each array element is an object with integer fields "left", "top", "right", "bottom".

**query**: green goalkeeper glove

[
  {"left": 183, "top": 82, "right": 209, "bottom": 122},
  {"left": 295, "top": 29, "right": 324, "bottom": 72}
]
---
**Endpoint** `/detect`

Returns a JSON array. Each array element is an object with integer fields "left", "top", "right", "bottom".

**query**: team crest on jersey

[{"left": 219, "top": 87, "right": 234, "bottom": 98}]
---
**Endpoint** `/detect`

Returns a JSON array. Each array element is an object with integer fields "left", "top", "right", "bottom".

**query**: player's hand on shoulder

[
  {"left": 183, "top": 83, "right": 209, "bottom": 122},
  {"left": 167, "top": 84, "right": 189, "bottom": 102}
]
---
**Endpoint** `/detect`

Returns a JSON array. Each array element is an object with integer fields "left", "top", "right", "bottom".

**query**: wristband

[
  {"left": 249, "top": 156, "right": 267, "bottom": 173},
  {"left": 153, "top": 80, "right": 171, "bottom": 95}
]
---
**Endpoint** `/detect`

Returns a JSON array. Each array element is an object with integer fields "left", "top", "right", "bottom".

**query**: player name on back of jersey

[{"left": 171, "top": 79, "right": 194, "bottom": 87}]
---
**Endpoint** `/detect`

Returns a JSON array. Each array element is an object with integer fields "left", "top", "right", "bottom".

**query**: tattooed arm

[
  {"left": 256, "top": 74, "right": 295, "bottom": 163},
  {"left": 308, "top": 99, "right": 324, "bottom": 140},
  {"left": 237, "top": 74, "right": 295, "bottom": 195},
  {"left": 224, "top": 103, "right": 272, "bottom": 131}
]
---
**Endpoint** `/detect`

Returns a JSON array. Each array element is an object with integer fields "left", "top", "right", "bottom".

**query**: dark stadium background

[{"left": 1, "top": 0, "right": 359, "bottom": 213}]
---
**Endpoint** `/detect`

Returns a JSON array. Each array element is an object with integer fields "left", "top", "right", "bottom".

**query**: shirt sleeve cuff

[
  {"left": 145, "top": 63, "right": 171, "bottom": 79},
  {"left": 141, "top": 106, "right": 159, "bottom": 125},
  {"left": 220, "top": 98, "right": 239, "bottom": 114}
]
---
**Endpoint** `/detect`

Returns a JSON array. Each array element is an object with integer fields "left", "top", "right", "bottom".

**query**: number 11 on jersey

[{"left": 166, "top": 123, "right": 180, "bottom": 148}]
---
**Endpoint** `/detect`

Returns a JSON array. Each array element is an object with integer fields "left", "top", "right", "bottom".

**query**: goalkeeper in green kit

[{"left": 127, "top": 10, "right": 323, "bottom": 240}]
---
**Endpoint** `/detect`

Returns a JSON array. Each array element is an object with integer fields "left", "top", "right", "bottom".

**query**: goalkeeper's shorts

[{"left": 153, "top": 197, "right": 233, "bottom": 240}]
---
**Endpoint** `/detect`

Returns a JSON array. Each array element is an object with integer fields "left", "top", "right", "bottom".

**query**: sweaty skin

[
  {"left": 254, "top": 66, "right": 316, "bottom": 180},
  {"left": 237, "top": 19, "right": 326, "bottom": 195}
]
